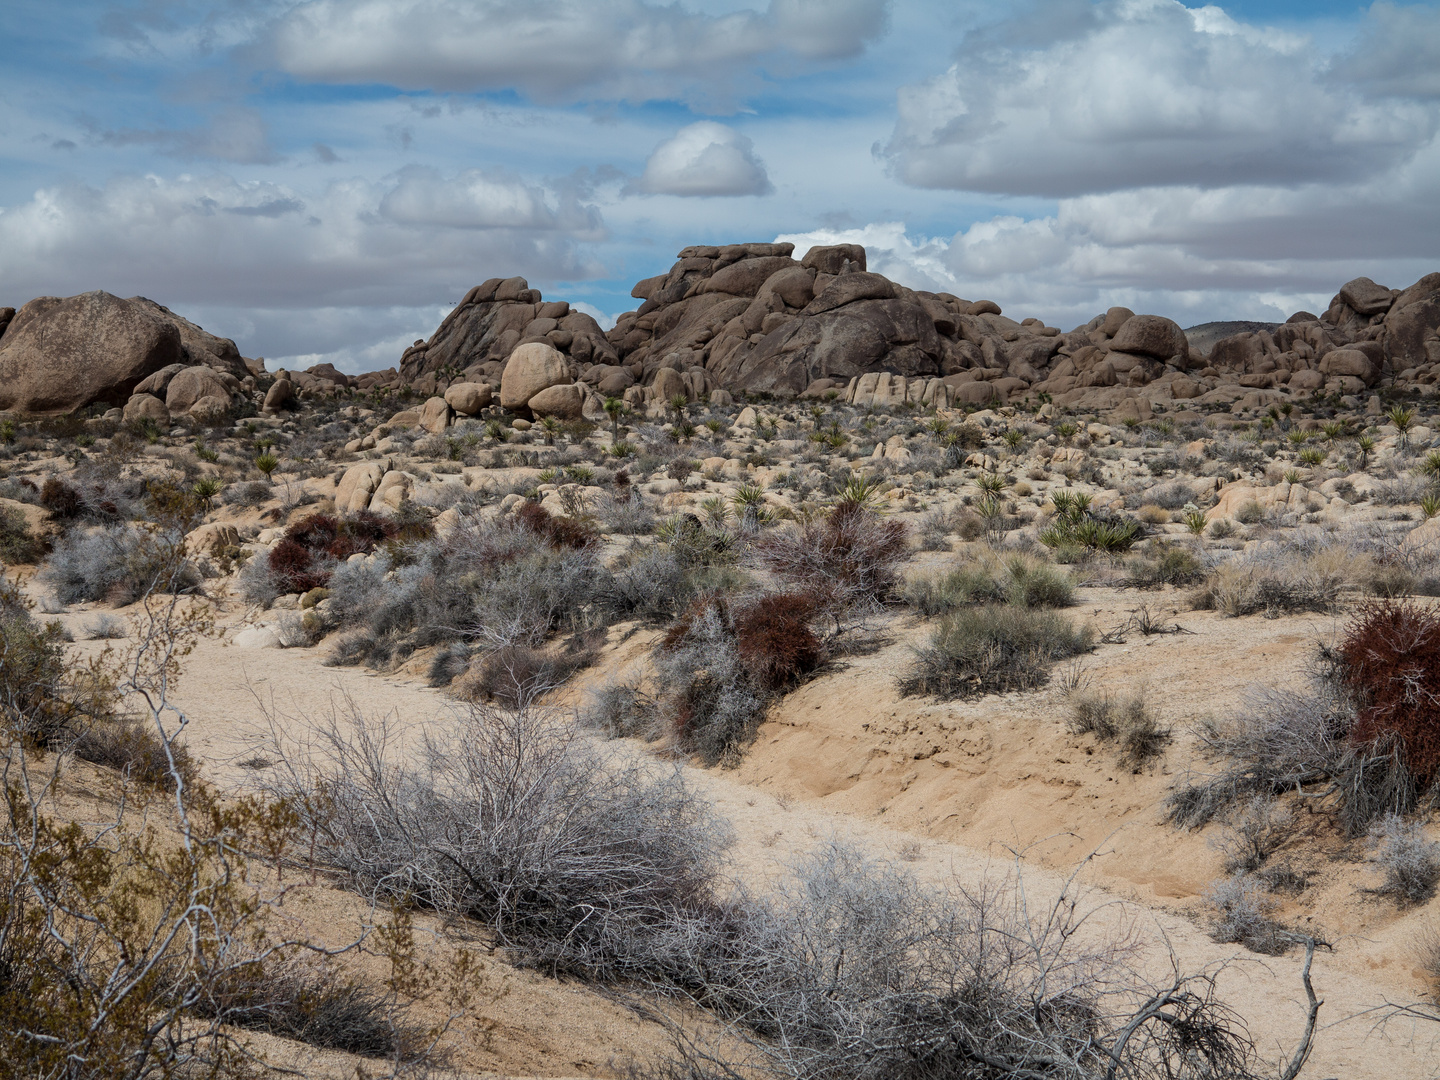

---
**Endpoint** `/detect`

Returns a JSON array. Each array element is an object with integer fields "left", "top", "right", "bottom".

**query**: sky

[{"left": 1, "top": 0, "right": 1437, "bottom": 374}]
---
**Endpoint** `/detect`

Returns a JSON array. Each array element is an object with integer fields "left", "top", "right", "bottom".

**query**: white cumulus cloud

[
  {"left": 630, "top": 122, "right": 773, "bottom": 197},
  {"left": 885, "top": 0, "right": 1437, "bottom": 197},
  {"left": 267, "top": 0, "right": 888, "bottom": 105}
]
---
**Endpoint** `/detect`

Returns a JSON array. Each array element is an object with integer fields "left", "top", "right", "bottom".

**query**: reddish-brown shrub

[
  {"left": 753, "top": 501, "right": 908, "bottom": 607},
  {"left": 41, "top": 477, "right": 83, "bottom": 520},
  {"left": 268, "top": 512, "right": 400, "bottom": 593},
  {"left": 1341, "top": 600, "right": 1440, "bottom": 785},
  {"left": 733, "top": 592, "right": 825, "bottom": 691},
  {"left": 516, "top": 501, "right": 596, "bottom": 550}
]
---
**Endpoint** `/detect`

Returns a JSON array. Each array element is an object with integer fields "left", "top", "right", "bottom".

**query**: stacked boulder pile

[
  {"left": 0, "top": 291, "right": 259, "bottom": 419},
  {"left": 383, "top": 245, "right": 1440, "bottom": 425}
]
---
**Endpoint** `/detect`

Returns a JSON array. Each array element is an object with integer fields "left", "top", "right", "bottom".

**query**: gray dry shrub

[
  {"left": 40, "top": 525, "right": 200, "bottom": 605},
  {"left": 270, "top": 702, "right": 732, "bottom": 984},
  {"left": 1368, "top": 814, "right": 1440, "bottom": 906},
  {"left": 900, "top": 605, "right": 1094, "bottom": 700},
  {"left": 596, "top": 490, "right": 656, "bottom": 535},
  {"left": 1191, "top": 547, "right": 1349, "bottom": 617},
  {"left": 1067, "top": 690, "right": 1171, "bottom": 767},
  {"left": 237, "top": 550, "right": 283, "bottom": 605},
  {"left": 653, "top": 602, "right": 767, "bottom": 766},
  {"left": 1210, "top": 796, "right": 1295, "bottom": 874},
  {"left": 324, "top": 513, "right": 610, "bottom": 666},
  {"left": 1203, "top": 875, "right": 1291, "bottom": 955},
  {"left": 223, "top": 480, "right": 274, "bottom": 508}
]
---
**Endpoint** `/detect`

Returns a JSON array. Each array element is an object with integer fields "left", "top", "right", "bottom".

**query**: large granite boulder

[
  {"left": 0, "top": 291, "right": 183, "bottom": 414},
  {"left": 1110, "top": 315, "right": 1189, "bottom": 363},
  {"left": 499, "top": 342, "right": 570, "bottom": 410}
]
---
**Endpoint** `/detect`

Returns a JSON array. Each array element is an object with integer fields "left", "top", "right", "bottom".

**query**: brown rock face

[
  {"left": 0, "top": 291, "right": 183, "bottom": 414},
  {"left": 1337, "top": 277, "right": 1394, "bottom": 316},
  {"left": 126, "top": 297, "right": 250, "bottom": 379},
  {"left": 1384, "top": 274, "right": 1440, "bottom": 370},
  {"left": 1320, "top": 348, "right": 1379, "bottom": 385},
  {"left": 800, "top": 244, "right": 866, "bottom": 275},
  {"left": 1109, "top": 315, "right": 1188, "bottom": 362}
]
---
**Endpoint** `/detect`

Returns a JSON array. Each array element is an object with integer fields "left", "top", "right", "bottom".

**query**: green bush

[
  {"left": 0, "top": 504, "right": 43, "bottom": 565},
  {"left": 899, "top": 605, "right": 1094, "bottom": 699},
  {"left": 903, "top": 552, "right": 1074, "bottom": 616}
]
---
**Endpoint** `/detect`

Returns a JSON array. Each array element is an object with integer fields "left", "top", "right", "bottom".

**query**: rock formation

[
  {"left": 0, "top": 290, "right": 254, "bottom": 416},
  {"left": 376, "top": 253, "right": 1440, "bottom": 419}
]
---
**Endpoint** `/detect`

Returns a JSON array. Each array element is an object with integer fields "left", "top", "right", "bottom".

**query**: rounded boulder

[
  {"left": 499, "top": 342, "right": 569, "bottom": 411},
  {"left": 527, "top": 383, "right": 584, "bottom": 419},
  {"left": 123, "top": 393, "right": 170, "bottom": 425},
  {"left": 1109, "top": 315, "right": 1188, "bottom": 362},
  {"left": 444, "top": 381, "right": 492, "bottom": 415}
]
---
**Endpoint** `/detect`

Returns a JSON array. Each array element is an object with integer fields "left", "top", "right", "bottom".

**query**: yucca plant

[
  {"left": 1298, "top": 447, "right": 1325, "bottom": 466},
  {"left": 1387, "top": 405, "right": 1416, "bottom": 435},
  {"left": 254, "top": 452, "right": 279, "bottom": 479},
  {"left": 1357, "top": 435, "right": 1376, "bottom": 470},
  {"left": 1286, "top": 429, "right": 1308, "bottom": 446},
  {"left": 1283, "top": 468, "right": 1302, "bottom": 484},
  {"left": 836, "top": 471, "right": 886, "bottom": 513},
  {"left": 975, "top": 472, "right": 1007, "bottom": 495},
  {"left": 1184, "top": 510, "right": 1207, "bottom": 535},
  {"left": 1419, "top": 449, "right": 1440, "bottom": 480},
  {"left": 191, "top": 477, "right": 223, "bottom": 509},
  {"left": 1423, "top": 493, "right": 1440, "bottom": 520},
  {"left": 608, "top": 440, "right": 636, "bottom": 458},
  {"left": 1003, "top": 428, "right": 1025, "bottom": 450},
  {"left": 1055, "top": 421, "right": 1078, "bottom": 439}
]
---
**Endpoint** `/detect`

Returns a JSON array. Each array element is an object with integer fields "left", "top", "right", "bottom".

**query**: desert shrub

[
  {"left": 1203, "top": 875, "right": 1291, "bottom": 955},
  {"left": 1368, "top": 562, "right": 1417, "bottom": 597},
  {"left": 579, "top": 679, "right": 658, "bottom": 740},
  {"left": 84, "top": 613, "right": 127, "bottom": 639},
  {"left": 39, "top": 525, "right": 200, "bottom": 605},
  {"left": 1067, "top": 689, "right": 1171, "bottom": 767},
  {"left": 190, "top": 957, "right": 425, "bottom": 1060},
  {"left": 599, "top": 543, "right": 746, "bottom": 624},
  {"left": 648, "top": 842, "right": 1314, "bottom": 1080},
  {"left": 270, "top": 703, "right": 732, "bottom": 984},
  {"left": 1191, "top": 549, "right": 1347, "bottom": 617},
  {"left": 1366, "top": 814, "right": 1440, "bottom": 906},
  {"left": 915, "top": 504, "right": 965, "bottom": 550},
  {"left": 0, "top": 503, "right": 42, "bottom": 565},
  {"left": 903, "top": 551, "right": 1074, "bottom": 616},
  {"left": 236, "top": 547, "right": 283, "bottom": 605},
  {"left": 596, "top": 489, "right": 656, "bottom": 534},
  {"left": 1040, "top": 498, "right": 1142, "bottom": 553},
  {"left": 1124, "top": 541, "right": 1205, "bottom": 588},
  {"left": 516, "top": 499, "right": 597, "bottom": 549},
  {"left": 455, "top": 636, "right": 602, "bottom": 708},
  {"left": 653, "top": 591, "right": 828, "bottom": 764},
  {"left": 1, "top": 579, "right": 114, "bottom": 748},
  {"left": 40, "top": 477, "right": 84, "bottom": 521},
  {"left": 899, "top": 605, "right": 1094, "bottom": 699},
  {"left": 222, "top": 479, "right": 273, "bottom": 507},
  {"left": 72, "top": 716, "right": 198, "bottom": 793},
  {"left": 1339, "top": 601, "right": 1440, "bottom": 786},
  {"left": 325, "top": 511, "right": 610, "bottom": 662},
  {"left": 1210, "top": 796, "right": 1295, "bottom": 875},
  {"left": 266, "top": 511, "right": 401, "bottom": 594},
  {"left": 752, "top": 500, "right": 908, "bottom": 609},
  {"left": 1168, "top": 685, "right": 1349, "bottom": 829}
]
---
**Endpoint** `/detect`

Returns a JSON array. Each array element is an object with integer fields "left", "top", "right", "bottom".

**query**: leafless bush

[
  {"left": 1067, "top": 689, "right": 1171, "bottom": 767},
  {"left": 597, "top": 490, "right": 657, "bottom": 534},
  {"left": 1210, "top": 796, "right": 1295, "bottom": 874},
  {"left": 751, "top": 501, "right": 908, "bottom": 611},
  {"left": 84, "top": 612, "right": 127, "bottom": 639},
  {"left": 40, "top": 524, "right": 201, "bottom": 605},
  {"left": 268, "top": 701, "right": 734, "bottom": 984},
  {"left": 1366, "top": 814, "right": 1440, "bottom": 906},
  {"left": 653, "top": 843, "right": 1322, "bottom": 1080},
  {"left": 1168, "top": 684, "right": 1350, "bottom": 829},
  {"left": 1203, "top": 875, "right": 1291, "bottom": 955},
  {"left": 1191, "top": 547, "right": 1348, "bottom": 617},
  {"left": 579, "top": 676, "right": 661, "bottom": 740},
  {"left": 454, "top": 637, "right": 601, "bottom": 708}
]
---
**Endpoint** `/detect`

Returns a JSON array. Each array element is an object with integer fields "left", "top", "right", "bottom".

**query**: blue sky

[{"left": 1, "top": 0, "right": 1437, "bottom": 372}]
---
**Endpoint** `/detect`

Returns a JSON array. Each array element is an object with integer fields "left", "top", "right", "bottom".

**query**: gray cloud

[
  {"left": 1331, "top": 2, "right": 1440, "bottom": 100},
  {"left": 0, "top": 171, "right": 606, "bottom": 311},
  {"left": 90, "top": 108, "right": 281, "bottom": 164},
  {"left": 885, "top": 0, "right": 1437, "bottom": 197},
  {"left": 629, "top": 122, "right": 772, "bottom": 197},
  {"left": 267, "top": 0, "right": 888, "bottom": 105}
]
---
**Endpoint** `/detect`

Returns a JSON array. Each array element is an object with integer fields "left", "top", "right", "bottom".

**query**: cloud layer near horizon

[{"left": 0, "top": 0, "right": 1436, "bottom": 372}]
